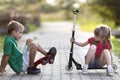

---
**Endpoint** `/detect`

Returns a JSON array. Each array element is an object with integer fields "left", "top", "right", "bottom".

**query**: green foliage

[
  {"left": 88, "top": 0, "right": 120, "bottom": 26},
  {"left": 41, "top": 10, "right": 70, "bottom": 21},
  {"left": 77, "top": 5, "right": 115, "bottom": 32},
  {"left": 56, "top": 0, "right": 78, "bottom": 19},
  {"left": 0, "top": 0, "right": 41, "bottom": 14},
  {"left": 112, "top": 38, "right": 120, "bottom": 57},
  {"left": 76, "top": 3, "right": 115, "bottom": 32},
  {"left": 26, "top": 23, "right": 38, "bottom": 32},
  {"left": 0, "top": 36, "right": 4, "bottom": 52},
  {"left": 41, "top": 4, "right": 59, "bottom": 13},
  {"left": 78, "top": 19, "right": 100, "bottom": 32},
  {"left": 78, "top": 15, "right": 115, "bottom": 32}
]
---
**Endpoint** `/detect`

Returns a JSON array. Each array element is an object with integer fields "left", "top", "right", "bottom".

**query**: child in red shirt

[{"left": 71, "top": 25, "right": 114, "bottom": 76}]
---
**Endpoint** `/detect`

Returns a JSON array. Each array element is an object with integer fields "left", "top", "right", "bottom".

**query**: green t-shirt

[{"left": 4, "top": 36, "right": 23, "bottom": 74}]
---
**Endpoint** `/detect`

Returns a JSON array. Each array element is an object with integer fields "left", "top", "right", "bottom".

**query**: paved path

[{"left": 0, "top": 21, "right": 120, "bottom": 80}]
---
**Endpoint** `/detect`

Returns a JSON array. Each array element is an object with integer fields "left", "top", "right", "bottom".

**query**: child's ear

[{"left": 11, "top": 30, "right": 16, "bottom": 34}]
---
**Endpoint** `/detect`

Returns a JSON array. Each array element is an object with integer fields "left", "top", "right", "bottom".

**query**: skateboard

[{"left": 34, "top": 47, "right": 57, "bottom": 66}]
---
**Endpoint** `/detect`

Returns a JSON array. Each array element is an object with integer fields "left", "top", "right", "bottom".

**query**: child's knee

[
  {"left": 103, "top": 49, "right": 109, "bottom": 53},
  {"left": 30, "top": 43, "right": 37, "bottom": 49},
  {"left": 26, "top": 38, "right": 34, "bottom": 45},
  {"left": 90, "top": 45, "right": 97, "bottom": 51},
  {"left": 27, "top": 41, "right": 37, "bottom": 51}
]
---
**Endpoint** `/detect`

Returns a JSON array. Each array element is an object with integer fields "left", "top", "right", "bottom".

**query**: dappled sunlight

[
  {"left": 46, "top": 0, "right": 55, "bottom": 4},
  {"left": 79, "top": 0, "right": 87, "bottom": 3}
]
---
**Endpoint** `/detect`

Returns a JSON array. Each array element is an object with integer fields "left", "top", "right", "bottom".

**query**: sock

[
  {"left": 108, "top": 65, "right": 112, "bottom": 68},
  {"left": 84, "top": 64, "right": 88, "bottom": 69}
]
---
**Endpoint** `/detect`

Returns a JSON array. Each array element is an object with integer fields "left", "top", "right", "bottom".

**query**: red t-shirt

[{"left": 88, "top": 37, "right": 112, "bottom": 58}]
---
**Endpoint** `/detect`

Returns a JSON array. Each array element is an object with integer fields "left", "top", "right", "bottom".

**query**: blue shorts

[{"left": 89, "top": 58, "right": 102, "bottom": 68}]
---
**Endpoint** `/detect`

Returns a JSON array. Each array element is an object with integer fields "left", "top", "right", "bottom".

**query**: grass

[
  {"left": 26, "top": 23, "right": 38, "bottom": 32},
  {"left": 0, "top": 36, "right": 4, "bottom": 52},
  {"left": 77, "top": 15, "right": 115, "bottom": 32},
  {"left": 112, "top": 38, "right": 120, "bottom": 57}
]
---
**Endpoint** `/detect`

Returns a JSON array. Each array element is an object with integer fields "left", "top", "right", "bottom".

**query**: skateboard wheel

[
  {"left": 42, "top": 60, "right": 47, "bottom": 65},
  {"left": 49, "top": 59, "right": 54, "bottom": 64},
  {"left": 65, "top": 65, "right": 73, "bottom": 71}
]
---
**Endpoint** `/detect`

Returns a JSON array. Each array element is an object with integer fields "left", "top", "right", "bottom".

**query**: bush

[
  {"left": 0, "top": 11, "right": 41, "bottom": 35},
  {"left": 26, "top": 23, "right": 37, "bottom": 32}
]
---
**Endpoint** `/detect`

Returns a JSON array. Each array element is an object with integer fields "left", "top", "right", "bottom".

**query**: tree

[
  {"left": 88, "top": 0, "right": 120, "bottom": 26},
  {"left": 56, "top": 0, "right": 79, "bottom": 19}
]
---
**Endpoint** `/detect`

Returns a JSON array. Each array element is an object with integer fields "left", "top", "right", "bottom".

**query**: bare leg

[
  {"left": 101, "top": 49, "right": 114, "bottom": 76},
  {"left": 26, "top": 38, "right": 48, "bottom": 66},
  {"left": 102, "top": 49, "right": 112, "bottom": 65},
  {"left": 85, "top": 45, "right": 96, "bottom": 64},
  {"left": 97, "top": 53, "right": 105, "bottom": 66},
  {"left": 29, "top": 44, "right": 37, "bottom": 67},
  {"left": 27, "top": 38, "right": 47, "bottom": 56},
  {"left": 37, "top": 43, "right": 47, "bottom": 56},
  {"left": 26, "top": 39, "right": 39, "bottom": 67},
  {"left": 82, "top": 45, "right": 97, "bottom": 74}
]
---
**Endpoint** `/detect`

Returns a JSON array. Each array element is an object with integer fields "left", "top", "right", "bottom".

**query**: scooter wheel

[
  {"left": 113, "top": 64, "right": 117, "bottom": 71},
  {"left": 76, "top": 64, "right": 82, "bottom": 70},
  {"left": 65, "top": 65, "right": 73, "bottom": 71}
]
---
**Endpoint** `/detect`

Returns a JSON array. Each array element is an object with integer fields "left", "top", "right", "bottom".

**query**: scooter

[{"left": 66, "top": 9, "right": 82, "bottom": 71}]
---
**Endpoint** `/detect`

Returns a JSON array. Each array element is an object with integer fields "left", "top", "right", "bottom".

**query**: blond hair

[
  {"left": 7, "top": 20, "right": 24, "bottom": 35},
  {"left": 94, "top": 24, "right": 112, "bottom": 48},
  {"left": 94, "top": 24, "right": 111, "bottom": 40}
]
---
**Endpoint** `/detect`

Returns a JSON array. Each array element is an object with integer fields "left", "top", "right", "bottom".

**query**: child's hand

[
  {"left": 0, "top": 67, "right": 6, "bottom": 76},
  {"left": 0, "top": 72, "right": 4, "bottom": 76},
  {"left": 0, "top": 70, "right": 6, "bottom": 76},
  {"left": 70, "top": 38, "right": 75, "bottom": 43}
]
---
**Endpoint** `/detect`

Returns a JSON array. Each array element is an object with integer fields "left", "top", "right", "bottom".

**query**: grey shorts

[{"left": 21, "top": 45, "right": 30, "bottom": 73}]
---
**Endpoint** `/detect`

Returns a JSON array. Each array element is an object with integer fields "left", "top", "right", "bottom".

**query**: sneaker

[
  {"left": 27, "top": 67, "right": 41, "bottom": 74},
  {"left": 107, "top": 65, "right": 114, "bottom": 76},
  {"left": 47, "top": 47, "right": 57, "bottom": 64},
  {"left": 33, "top": 67, "right": 41, "bottom": 73},
  {"left": 82, "top": 64, "right": 88, "bottom": 74}
]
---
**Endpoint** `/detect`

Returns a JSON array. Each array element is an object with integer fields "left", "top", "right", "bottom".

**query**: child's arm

[
  {"left": 0, "top": 54, "right": 9, "bottom": 75},
  {"left": 70, "top": 38, "right": 89, "bottom": 47}
]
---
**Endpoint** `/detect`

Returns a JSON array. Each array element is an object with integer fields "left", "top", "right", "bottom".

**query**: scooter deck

[{"left": 77, "top": 67, "right": 107, "bottom": 70}]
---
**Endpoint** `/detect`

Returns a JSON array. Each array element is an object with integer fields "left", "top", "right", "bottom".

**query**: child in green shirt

[{"left": 0, "top": 20, "right": 56, "bottom": 75}]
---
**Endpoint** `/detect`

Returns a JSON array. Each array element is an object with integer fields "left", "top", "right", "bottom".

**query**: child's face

[
  {"left": 94, "top": 35, "right": 103, "bottom": 42},
  {"left": 13, "top": 27, "right": 24, "bottom": 40}
]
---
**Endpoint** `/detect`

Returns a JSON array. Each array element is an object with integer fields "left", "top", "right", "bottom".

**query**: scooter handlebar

[{"left": 73, "top": 9, "right": 79, "bottom": 14}]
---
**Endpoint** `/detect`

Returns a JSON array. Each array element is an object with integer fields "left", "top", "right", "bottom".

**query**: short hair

[{"left": 7, "top": 20, "right": 24, "bottom": 35}]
